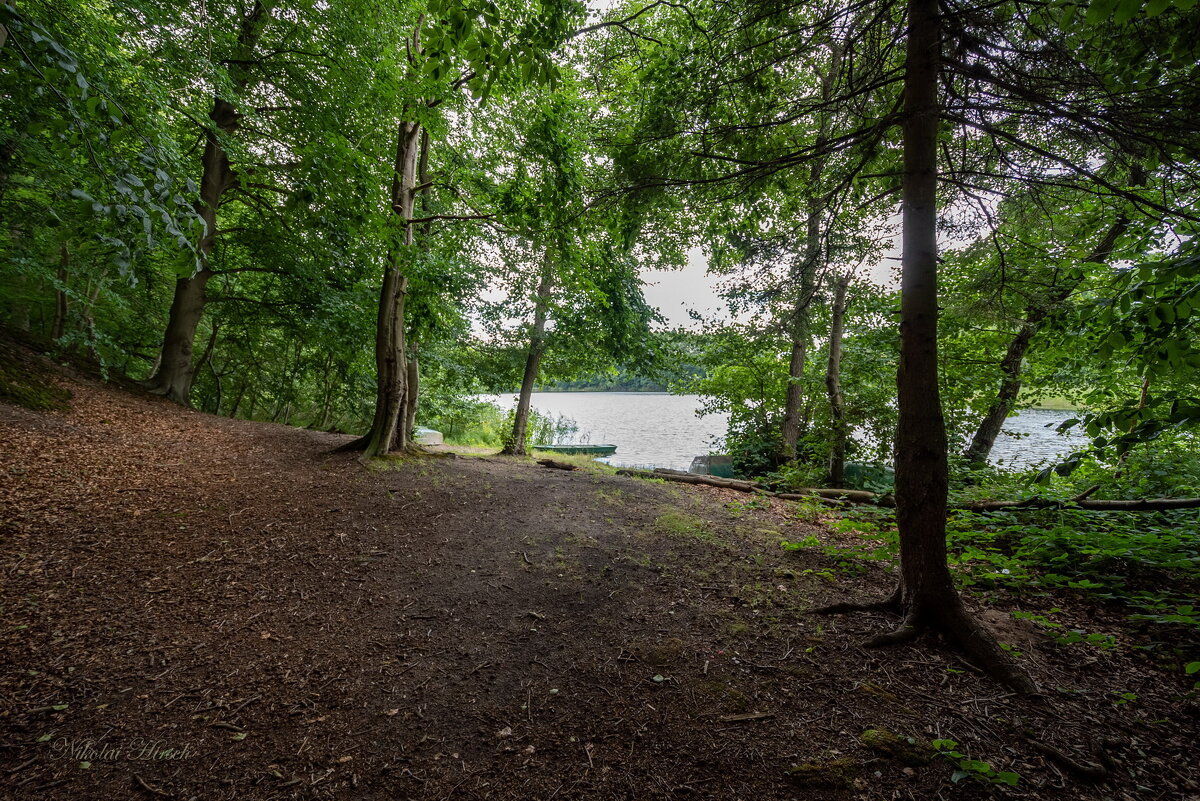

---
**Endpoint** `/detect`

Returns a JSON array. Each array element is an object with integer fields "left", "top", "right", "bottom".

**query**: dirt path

[{"left": 1, "top": 372, "right": 1197, "bottom": 799}]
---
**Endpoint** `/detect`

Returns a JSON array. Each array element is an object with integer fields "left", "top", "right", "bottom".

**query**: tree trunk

[
  {"left": 142, "top": 94, "right": 227, "bottom": 403},
  {"left": 779, "top": 335, "right": 808, "bottom": 460},
  {"left": 229, "top": 382, "right": 247, "bottom": 418},
  {"left": 144, "top": 3, "right": 265, "bottom": 406},
  {"left": 778, "top": 173, "right": 823, "bottom": 461},
  {"left": 317, "top": 354, "right": 335, "bottom": 430},
  {"left": 961, "top": 323, "right": 1036, "bottom": 467},
  {"left": 211, "top": 365, "right": 224, "bottom": 414},
  {"left": 779, "top": 46, "right": 842, "bottom": 461},
  {"left": 825, "top": 271, "right": 852, "bottom": 487},
  {"left": 817, "top": 0, "right": 1037, "bottom": 696},
  {"left": 405, "top": 351, "right": 420, "bottom": 439},
  {"left": 503, "top": 250, "right": 554, "bottom": 456},
  {"left": 962, "top": 211, "right": 1134, "bottom": 466},
  {"left": 362, "top": 120, "right": 422, "bottom": 458},
  {"left": 51, "top": 243, "right": 68, "bottom": 341}
]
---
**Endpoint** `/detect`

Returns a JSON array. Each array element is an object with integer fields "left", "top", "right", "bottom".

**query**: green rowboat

[{"left": 533, "top": 444, "right": 617, "bottom": 457}]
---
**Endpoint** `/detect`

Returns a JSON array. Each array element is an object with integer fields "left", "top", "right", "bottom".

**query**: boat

[
  {"left": 689, "top": 454, "right": 735, "bottom": 478},
  {"left": 414, "top": 427, "right": 443, "bottom": 445},
  {"left": 533, "top": 444, "right": 617, "bottom": 457}
]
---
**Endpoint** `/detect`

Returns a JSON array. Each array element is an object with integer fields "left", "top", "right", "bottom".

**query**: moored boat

[{"left": 533, "top": 444, "right": 617, "bottom": 457}]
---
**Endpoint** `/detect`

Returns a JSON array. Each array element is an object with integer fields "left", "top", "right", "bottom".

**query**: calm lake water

[{"left": 485, "top": 392, "right": 1088, "bottom": 472}]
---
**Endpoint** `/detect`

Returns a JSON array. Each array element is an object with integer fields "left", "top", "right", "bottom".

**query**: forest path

[{"left": 2, "top": 371, "right": 1196, "bottom": 800}]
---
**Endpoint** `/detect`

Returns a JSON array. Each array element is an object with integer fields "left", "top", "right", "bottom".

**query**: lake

[{"left": 485, "top": 392, "right": 1088, "bottom": 472}]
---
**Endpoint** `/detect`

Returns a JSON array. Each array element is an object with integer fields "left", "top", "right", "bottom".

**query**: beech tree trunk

[
  {"left": 825, "top": 271, "right": 852, "bottom": 487},
  {"left": 962, "top": 211, "right": 1133, "bottom": 466},
  {"left": 504, "top": 252, "right": 554, "bottom": 456},
  {"left": 362, "top": 120, "right": 421, "bottom": 458},
  {"left": 144, "top": 3, "right": 265, "bottom": 406}
]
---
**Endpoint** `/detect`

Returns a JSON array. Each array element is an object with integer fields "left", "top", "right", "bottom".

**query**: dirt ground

[{"left": 1, "top": 368, "right": 1198, "bottom": 800}]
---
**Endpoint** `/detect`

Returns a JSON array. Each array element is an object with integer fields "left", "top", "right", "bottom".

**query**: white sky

[{"left": 640, "top": 238, "right": 901, "bottom": 329}]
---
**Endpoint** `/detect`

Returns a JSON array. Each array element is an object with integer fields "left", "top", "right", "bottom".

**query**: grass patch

[{"left": 654, "top": 510, "right": 717, "bottom": 542}]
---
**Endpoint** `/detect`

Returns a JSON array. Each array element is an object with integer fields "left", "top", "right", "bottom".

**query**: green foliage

[
  {"left": 819, "top": 494, "right": 1200, "bottom": 648},
  {"left": 930, "top": 740, "right": 1020, "bottom": 787},
  {"left": 500, "top": 406, "right": 579, "bottom": 452}
]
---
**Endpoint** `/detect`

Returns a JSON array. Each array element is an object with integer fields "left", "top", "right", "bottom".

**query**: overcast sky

[{"left": 639, "top": 238, "right": 902, "bottom": 329}]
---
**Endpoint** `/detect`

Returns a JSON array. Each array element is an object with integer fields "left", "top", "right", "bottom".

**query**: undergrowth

[{"left": 784, "top": 501, "right": 1200, "bottom": 659}]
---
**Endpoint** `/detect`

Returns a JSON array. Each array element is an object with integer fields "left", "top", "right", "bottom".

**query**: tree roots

[
  {"left": 813, "top": 586, "right": 1040, "bottom": 696},
  {"left": 1023, "top": 731, "right": 1116, "bottom": 782}
]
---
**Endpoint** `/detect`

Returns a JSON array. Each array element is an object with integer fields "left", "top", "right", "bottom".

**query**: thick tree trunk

[
  {"left": 825, "top": 271, "right": 852, "bottom": 487},
  {"left": 362, "top": 120, "right": 422, "bottom": 458},
  {"left": 817, "top": 0, "right": 1037, "bottom": 696},
  {"left": 51, "top": 244, "right": 68, "bottom": 341},
  {"left": 146, "top": 269, "right": 214, "bottom": 404},
  {"left": 143, "top": 96, "right": 229, "bottom": 403},
  {"left": 144, "top": 3, "right": 265, "bottom": 406},
  {"left": 962, "top": 211, "right": 1133, "bottom": 467},
  {"left": 503, "top": 252, "right": 554, "bottom": 456}
]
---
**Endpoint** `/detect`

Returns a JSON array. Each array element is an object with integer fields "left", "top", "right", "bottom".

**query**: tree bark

[
  {"left": 962, "top": 211, "right": 1133, "bottom": 466},
  {"left": 503, "top": 250, "right": 554, "bottom": 456},
  {"left": 144, "top": 3, "right": 266, "bottom": 405},
  {"left": 362, "top": 119, "right": 422, "bottom": 458},
  {"left": 825, "top": 271, "right": 852, "bottom": 487},
  {"left": 818, "top": 0, "right": 1037, "bottom": 695},
  {"left": 405, "top": 351, "right": 420, "bottom": 439},
  {"left": 779, "top": 335, "right": 808, "bottom": 459}
]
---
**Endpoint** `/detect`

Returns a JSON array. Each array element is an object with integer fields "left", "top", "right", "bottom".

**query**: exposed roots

[
  {"left": 863, "top": 615, "right": 922, "bottom": 647},
  {"left": 815, "top": 584, "right": 1040, "bottom": 696},
  {"left": 810, "top": 584, "right": 903, "bottom": 617},
  {"left": 940, "top": 601, "right": 1040, "bottom": 697},
  {"left": 1023, "top": 732, "right": 1112, "bottom": 782}
]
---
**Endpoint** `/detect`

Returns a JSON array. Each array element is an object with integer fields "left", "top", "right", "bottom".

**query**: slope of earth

[{"left": 1, "top": 366, "right": 1197, "bottom": 800}]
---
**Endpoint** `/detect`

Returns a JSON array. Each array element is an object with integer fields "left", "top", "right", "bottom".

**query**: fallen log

[
  {"left": 537, "top": 458, "right": 579, "bottom": 471},
  {"left": 966, "top": 496, "right": 1200, "bottom": 512},
  {"left": 778, "top": 489, "right": 895, "bottom": 506},
  {"left": 615, "top": 467, "right": 1199, "bottom": 513},
  {"left": 615, "top": 468, "right": 766, "bottom": 494}
]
